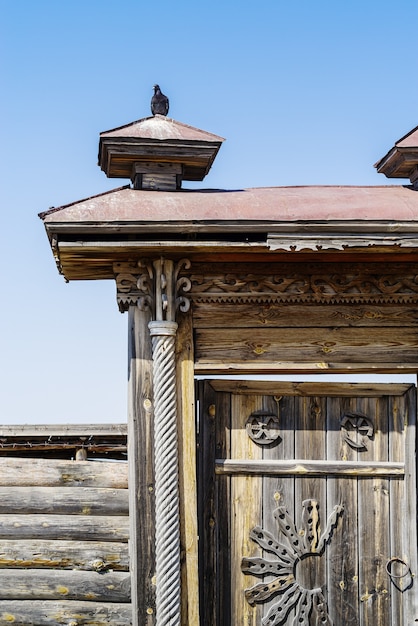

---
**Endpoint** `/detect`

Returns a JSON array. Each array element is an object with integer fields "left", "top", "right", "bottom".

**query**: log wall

[{"left": 0, "top": 433, "right": 131, "bottom": 626}]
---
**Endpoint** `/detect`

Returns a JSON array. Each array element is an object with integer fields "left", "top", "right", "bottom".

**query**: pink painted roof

[
  {"left": 396, "top": 125, "right": 418, "bottom": 148},
  {"left": 40, "top": 184, "right": 418, "bottom": 224},
  {"left": 100, "top": 115, "right": 225, "bottom": 143}
]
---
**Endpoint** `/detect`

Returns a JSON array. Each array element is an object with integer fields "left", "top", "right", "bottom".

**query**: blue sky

[{"left": 1, "top": 1, "right": 418, "bottom": 423}]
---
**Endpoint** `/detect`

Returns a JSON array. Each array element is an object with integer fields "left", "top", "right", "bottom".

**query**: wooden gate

[{"left": 198, "top": 380, "right": 417, "bottom": 626}]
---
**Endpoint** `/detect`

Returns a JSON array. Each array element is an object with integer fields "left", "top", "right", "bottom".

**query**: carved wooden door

[{"left": 197, "top": 381, "right": 417, "bottom": 626}]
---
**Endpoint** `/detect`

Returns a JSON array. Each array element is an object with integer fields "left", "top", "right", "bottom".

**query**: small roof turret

[
  {"left": 375, "top": 125, "right": 418, "bottom": 186},
  {"left": 98, "top": 115, "right": 225, "bottom": 191}
]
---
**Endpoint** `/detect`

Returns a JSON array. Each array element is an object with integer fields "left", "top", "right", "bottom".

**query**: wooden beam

[
  {"left": 208, "top": 380, "right": 413, "bottom": 397},
  {"left": 195, "top": 327, "right": 418, "bottom": 366},
  {"left": 215, "top": 459, "right": 405, "bottom": 477}
]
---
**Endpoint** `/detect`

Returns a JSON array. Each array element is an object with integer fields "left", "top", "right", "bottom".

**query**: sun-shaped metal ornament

[{"left": 242, "top": 499, "right": 343, "bottom": 625}]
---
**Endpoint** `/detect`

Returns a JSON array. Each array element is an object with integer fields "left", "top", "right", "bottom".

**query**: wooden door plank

[
  {"left": 403, "top": 385, "right": 418, "bottom": 622},
  {"left": 230, "top": 393, "right": 263, "bottom": 626},
  {"left": 388, "top": 394, "right": 406, "bottom": 624},
  {"left": 294, "top": 396, "right": 327, "bottom": 602},
  {"left": 357, "top": 396, "right": 390, "bottom": 626},
  {"left": 326, "top": 396, "right": 359, "bottom": 625},
  {"left": 261, "top": 394, "right": 295, "bottom": 620},
  {"left": 215, "top": 388, "right": 232, "bottom": 626},
  {"left": 198, "top": 381, "right": 218, "bottom": 626}
]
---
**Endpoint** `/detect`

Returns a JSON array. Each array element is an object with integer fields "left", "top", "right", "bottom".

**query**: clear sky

[{"left": 1, "top": 1, "right": 418, "bottom": 424}]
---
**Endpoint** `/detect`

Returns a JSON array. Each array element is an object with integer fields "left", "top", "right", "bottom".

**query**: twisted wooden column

[
  {"left": 149, "top": 320, "right": 180, "bottom": 625},
  {"left": 132, "top": 257, "right": 191, "bottom": 626}
]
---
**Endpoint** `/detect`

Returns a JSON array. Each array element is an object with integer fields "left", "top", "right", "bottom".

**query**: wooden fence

[{"left": 0, "top": 425, "right": 131, "bottom": 626}]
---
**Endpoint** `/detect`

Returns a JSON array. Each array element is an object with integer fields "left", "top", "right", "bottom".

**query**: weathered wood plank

[
  {"left": 127, "top": 305, "right": 155, "bottom": 626},
  {"left": 209, "top": 380, "right": 412, "bottom": 397},
  {"left": 0, "top": 458, "right": 128, "bottom": 488},
  {"left": 0, "top": 425, "right": 127, "bottom": 437},
  {"left": 192, "top": 303, "right": 418, "bottom": 328},
  {"left": 0, "top": 487, "right": 128, "bottom": 515},
  {"left": 230, "top": 393, "right": 263, "bottom": 626},
  {"left": 195, "top": 327, "right": 418, "bottom": 365},
  {"left": 0, "top": 515, "right": 129, "bottom": 541},
  {"left": 326, "top": 396, "right": 359, "bottom": 625},
  {"left": 0, "top": 600, "right": 132, "bottom": 625},
  {"left": 358, "top": 396, "right": 391, "bottom": 625},
  {"left": 215, "top": 459, "right": 404, "bottom": 476},
  {"left": 195, "top": 360, "right": 418, "bottom": 373},
  {"left": 176, "top": 311, "right": 199, "bottom": 625},
  {"left": 0, "top": 540, "right": 129, "bottom": 570},
  {"left": 0, "top": 570, "right": 130, "bottom": 602}
]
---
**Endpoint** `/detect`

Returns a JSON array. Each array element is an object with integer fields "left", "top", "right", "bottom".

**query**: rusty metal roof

[
  {"left": 41, "top": 184, "right": 418, "bottom": 224},
  {"left": 100, "top": 115, "right": 225, "bottom": 142}
]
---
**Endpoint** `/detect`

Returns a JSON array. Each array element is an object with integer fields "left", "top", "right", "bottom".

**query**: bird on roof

[{"left": 151, "top": 84, "right": 169, "bottom": 116}]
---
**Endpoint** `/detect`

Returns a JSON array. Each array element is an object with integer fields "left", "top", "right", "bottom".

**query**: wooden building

[{"left": 28, "top": 113, "right": 418, "bottom": 625}]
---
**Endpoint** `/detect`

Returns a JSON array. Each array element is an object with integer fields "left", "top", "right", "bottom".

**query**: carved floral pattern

[{"left": 242, "top": 500, "right": 343, "bottom": 625}]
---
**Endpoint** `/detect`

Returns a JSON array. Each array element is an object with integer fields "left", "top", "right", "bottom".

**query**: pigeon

[{"left": 151, "top": 84, "right": 169, "bottom": 116}]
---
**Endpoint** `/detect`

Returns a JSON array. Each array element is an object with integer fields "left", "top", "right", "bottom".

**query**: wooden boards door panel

[{"left": 197, "top": 381, "right": 417, "bottom": 626}]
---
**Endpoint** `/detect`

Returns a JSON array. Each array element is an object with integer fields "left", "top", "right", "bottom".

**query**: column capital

[{"left": 114, "top": 258, "right": 191, "bottom": 318}]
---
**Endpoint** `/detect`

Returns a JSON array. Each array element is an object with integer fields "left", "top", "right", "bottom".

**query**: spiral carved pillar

[
  {"left": 149, "top": 320, "right": 180, "bottom": 625},
  {"left": 143, "top": 258, "right": 191, "bottom": 626}
]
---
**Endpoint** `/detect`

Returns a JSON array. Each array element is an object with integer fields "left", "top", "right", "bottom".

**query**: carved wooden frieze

[
  {"left": 114, "top": 261, "right": 418, "bottom": 309},
  {"left": 242, "top": 500, "right": 343, "bottom": 626},
  {"left": 188, "top": 262, "right": 418, "bottom": 305}
]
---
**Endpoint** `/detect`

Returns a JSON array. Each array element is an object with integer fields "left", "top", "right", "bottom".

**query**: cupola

[
  {"left": 98, "top": 114, "right": 224, "bottom": 191},
  {"left": 375, "top": 125, "right": 418, "bottom": 187}
]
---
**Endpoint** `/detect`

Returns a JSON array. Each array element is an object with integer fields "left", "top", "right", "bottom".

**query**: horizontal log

[
  {"left": 0, "top": 425, "right": 127, "bottom": 438},
  {"left": 0, "top": 458, "right": 128, "bottom": 488},
  {"left": 192, "top": 303, "right": 418, "bottom": 328},
  {"left": 0, "top": 515, "right": 129, "bottom": 541},
  {"left": 0, "top": 539, "right": 129, "bottom": 570},
  {"left": 0, "top": 487, "right": 129, "bottom": 515},
  {"left": 195, "top": 327, "right": 418, "bottom": 365},
  {"left": 209, "top": 380, "right": 412, "bottom": 397},
  {"left": 0, "top": 570, "right": 130, "bottom": 602},
  {"left": 0, "top": 600, "right": 132, "bottom": 625},
  {"left": 215, "top": 459, "right": 405, "bottom": 477}
]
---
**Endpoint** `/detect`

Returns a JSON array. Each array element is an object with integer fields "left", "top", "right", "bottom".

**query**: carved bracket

[{"left": 114, "top": 258, "right": 191, "bottom": 318}]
